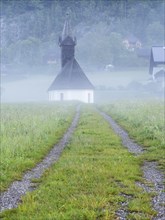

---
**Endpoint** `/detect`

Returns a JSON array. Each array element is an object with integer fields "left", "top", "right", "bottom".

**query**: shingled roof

[
  {"left": 149, "top": 46, "right": 165, "bottom": 74},
  {"left": 151, "top": 46, "right": 165, "bottom": 63},
  {"left": 48, "top": 58, "right": 94, "bottom": 90}
]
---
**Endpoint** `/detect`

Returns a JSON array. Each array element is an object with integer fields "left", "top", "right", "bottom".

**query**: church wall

[{"left": 49, "top": 90, "right": 94, "bottom": 103}]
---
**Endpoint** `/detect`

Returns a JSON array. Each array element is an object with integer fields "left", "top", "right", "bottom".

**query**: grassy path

[
  {"left": 97, "top": 107, "right": 165, "bottom": 220},
  {"left": 98, "top": 101, "right": 165, "bottom": 170},
  {"left": 0, "top": 105, "right": 80, "bottom": 212},
  {"left": 1, "top": 105, "right": 155, "bottom": 220}
]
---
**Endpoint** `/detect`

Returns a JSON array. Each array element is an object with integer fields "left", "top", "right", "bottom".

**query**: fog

[
  {"left": 1, "top": 68, "right": 164, "bottom": 103},
  {"left": 1, "top": 74, "right": 54, "bottom": 103},
  {"left": 0, "top": 0, "right": 164, "bottom": 103}
]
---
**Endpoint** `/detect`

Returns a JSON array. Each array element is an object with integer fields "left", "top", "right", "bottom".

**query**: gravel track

[
  {"left": 0, "top": 105, "right": 164, "bottom": 219},
  {"left": 0, "top": 105, "right": 80, "bottom": 212},
  {"left": 98, "top": 109, "right": 165, "bottom": 220}
]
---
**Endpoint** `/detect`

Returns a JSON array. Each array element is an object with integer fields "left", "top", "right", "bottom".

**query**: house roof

[
  {"left": 48, "top": 58, "right": 94, "bottom": 90},
  {"left": 125, "top": 35, "right": 140, "bottom": 44},
  {"left": 149, "top": 46, "right": 165, "bottom": 74},
  {"left": 152, "top": 46, "right": 165, "bottom": 63}
]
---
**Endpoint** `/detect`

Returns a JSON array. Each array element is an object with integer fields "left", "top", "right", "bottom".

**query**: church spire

[
  {"left": 61, "top": 12, "right": 72, "bottom": 41},
  {"left": 59, "top": 10, "right": 76, "bottom": 68}
]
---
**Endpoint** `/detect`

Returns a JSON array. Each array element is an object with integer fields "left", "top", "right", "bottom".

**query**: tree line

[{"left": 0, "top": 0, "right": 164, "bottom": 70}]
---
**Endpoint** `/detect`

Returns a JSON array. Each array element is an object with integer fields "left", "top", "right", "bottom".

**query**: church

[{"left": 48, "top": 14, "right": 94, "bottom": 103}]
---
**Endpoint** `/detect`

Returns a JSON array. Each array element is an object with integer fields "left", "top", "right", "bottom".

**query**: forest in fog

[{"left": 0, "top": 0, "right": 164, "bottom": 72}]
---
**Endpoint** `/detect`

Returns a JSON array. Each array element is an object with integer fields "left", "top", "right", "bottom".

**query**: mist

[
  {"left": 1, "top": 74, "right": 54, "bottom": 103},
  {"left": 1, "top": 67, "right": 164, "bottom": 103},
  {"left": 0, "top": 0, "right": 164, "bottom": 103}
]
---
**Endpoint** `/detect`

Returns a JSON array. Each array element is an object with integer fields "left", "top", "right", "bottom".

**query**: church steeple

[
  {"left": 61, "top": 12, "right": 72, "bottom": 40},
  {"left": 59, "top": 11, "right": 76, "bottom": 68}
]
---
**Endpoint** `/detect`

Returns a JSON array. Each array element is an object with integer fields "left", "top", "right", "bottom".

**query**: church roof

[
  {"left": 48, "top": 58, "right": 94, "bottom": 90},
  {"left": 59, "top": 35, "right": 76, "bottom": 46}
]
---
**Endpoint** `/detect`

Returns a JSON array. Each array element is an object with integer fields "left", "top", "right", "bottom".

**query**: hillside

[{"left": 0, "top": 0, "right": 164, "bottom": 72}]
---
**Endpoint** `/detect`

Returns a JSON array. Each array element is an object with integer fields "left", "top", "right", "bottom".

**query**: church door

[
  {"left": 60, "top": 93, "right": 64, "bottom": 101},
  {"left": 88, "top": 93, "right": 90, "bottom": 103}
]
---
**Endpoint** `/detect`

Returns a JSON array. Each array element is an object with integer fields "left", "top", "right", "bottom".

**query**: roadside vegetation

[
  {"left": 2, "top": 105, "right": 155, "bottom": 219},
  {"left": 0, "top": 102, "right": 76, "bottom": 191},
  {"left": 99, "top": 100, "right": 165, "bottom": 171}
]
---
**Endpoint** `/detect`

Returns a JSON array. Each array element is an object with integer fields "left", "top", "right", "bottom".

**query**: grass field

[
  {"left": 99, "top": 100, "right": 165, "bottom": 171},
  {"left": 1, "top": 105, "right": 155, "bottom": 219},
  {"left": 1, "top": 100, "right": 164, "bottom": 219},
  {"left": 0, "top": 102, "right": 76, "bottom": 191}
]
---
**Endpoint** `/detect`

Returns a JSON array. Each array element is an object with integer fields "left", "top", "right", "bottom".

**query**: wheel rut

[
  {"left": 98, "top": 109, "right": 165, "bottom": 220},
  {"left": 0, "top": 105, "right": 80, "bottom": 212},
  {"left": 1, "top": 105, "right": 164, "bottom": 219}
]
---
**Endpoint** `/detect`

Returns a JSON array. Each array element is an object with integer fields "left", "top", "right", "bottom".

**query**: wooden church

[{"left": 48, "top": 14, "right": 94, "bottom": 103}]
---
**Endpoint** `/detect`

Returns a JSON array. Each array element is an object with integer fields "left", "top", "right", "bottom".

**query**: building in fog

[
  {"left": 123, "top": 34, "right": 142, "bottom": 51},
  {"left": 48, "top": 14, "right": 94, "bottom": 103},
  {"left": 149, "top": 46, "right": 165, "bottom": 78}
]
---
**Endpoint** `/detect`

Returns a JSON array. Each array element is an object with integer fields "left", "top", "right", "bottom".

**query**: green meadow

[
  {"left": 0, "top": 103, "right": 76, "bottom": 191},
  {"left": 99, "top": 100, "right": 165, "bottom": 171},
  {"left": 1, "top": 104, "right": 160, "bottom": 219}
]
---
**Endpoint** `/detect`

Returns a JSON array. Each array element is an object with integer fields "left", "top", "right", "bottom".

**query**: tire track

[
  {"left": 97, "top": 109, "right": 165, "bottom": 220},
  {"left": 0, "top": 105, "right": 80, "bottom": 212}
]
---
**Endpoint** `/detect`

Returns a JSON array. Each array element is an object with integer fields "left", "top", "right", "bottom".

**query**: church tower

[{"left": 58, "top": 13, "right": 76, "bottom": 68}]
